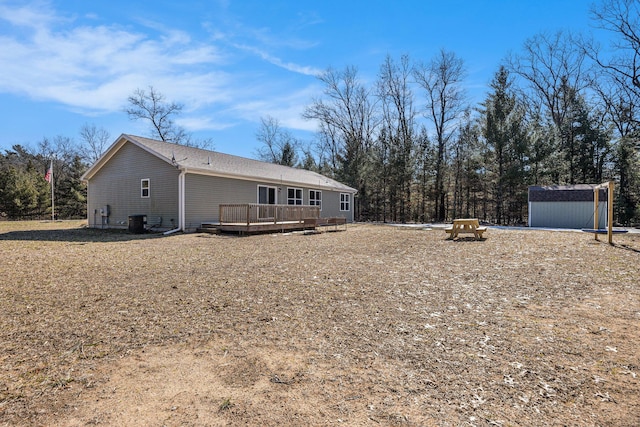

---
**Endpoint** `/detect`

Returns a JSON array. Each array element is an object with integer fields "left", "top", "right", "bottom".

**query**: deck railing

[{"left": 219, "top": 204, "right": 320, "bottom": 225}]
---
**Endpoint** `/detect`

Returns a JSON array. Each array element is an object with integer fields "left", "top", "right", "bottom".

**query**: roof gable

[{"left": 82, "top": 134, "right": 357, "bottom": 193}]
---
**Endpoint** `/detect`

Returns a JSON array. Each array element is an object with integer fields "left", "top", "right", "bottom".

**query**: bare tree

[
  {"left": 507, "top": 31, "right": 589, "bottom": 131},
  {"left": 303, "top": 66, "right": 378, "bottom": 218},
  {"left": 414, "top": 49, "right": 466, "bottom": 221},
  {"left": 506, "top": 31, "right": 591, "bottom": 183},
  {"left": 126, "top": 86, "right": 183, "bottom": 142},
  {"left": 37, "top": 135, "right": 78, "bottom": 166},
  {"left": 376, "top": 54, "right": 417, "bottom": 222},
  {"left": 592, "top": 72, "right": 640, "bottom": 137},
  {"left": 125, "top": 86, "right": 212, "bottom": 149},
  {"left": 589, "top": 0, "right": 640, "bottom": 90},
  {"left": 590, "top": 59, "right": 640, "bottom": 225},
  {"left": 78, "top": 123, "right": 110, "bottom": 164},
  {"left": 254, "top": 116, "right": 299, "bottom": 166}
]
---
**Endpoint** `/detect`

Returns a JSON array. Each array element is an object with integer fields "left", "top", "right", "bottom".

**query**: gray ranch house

[{"left": 81, "top": 134, "right": 357, "bottom": 233}]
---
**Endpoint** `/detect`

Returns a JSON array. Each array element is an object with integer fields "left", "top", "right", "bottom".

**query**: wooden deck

[
  {"left": 216, "top": 204, "right": 320, "bottom": 234},
  {"left": 209, "top": 204, "right": 347, "bottom": 234},
  {"left": 212, "top": 221, "right": 307, "bottom": 234}
]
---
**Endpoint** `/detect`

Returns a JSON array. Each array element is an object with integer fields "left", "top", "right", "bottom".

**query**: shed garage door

[
  {"left": 528, "top": 201, "right": 606, "bottom": 229},
  {"left": 528, "top": 185, "right": 607, "bottom": 229}
]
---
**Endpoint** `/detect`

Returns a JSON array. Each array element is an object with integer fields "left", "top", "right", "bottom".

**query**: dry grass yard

[{"left": 1, "top": 220, "right": 639, "bottom": 426}]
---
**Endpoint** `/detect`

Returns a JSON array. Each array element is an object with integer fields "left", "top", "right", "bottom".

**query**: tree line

[
  {"left": 1, "top": 0, "right": 638, "bottom": 226},
  {"left": 0, "top": 126, "right": 110, "bottom": 220},
  {"left": 275, "top": 0, "right": 640, "bottom": 225}
]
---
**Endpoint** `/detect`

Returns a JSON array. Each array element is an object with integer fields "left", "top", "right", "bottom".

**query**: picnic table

[{"left": 445, "top": 218, "right": 487, "bottom": 239}]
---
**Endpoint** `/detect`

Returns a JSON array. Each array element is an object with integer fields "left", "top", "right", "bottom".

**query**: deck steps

[{"left": 197, "top": 223, "right": 220, "bottom": 234}]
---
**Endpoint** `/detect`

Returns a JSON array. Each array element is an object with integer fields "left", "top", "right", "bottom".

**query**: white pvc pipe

[
  {"left": 164, "top": 169, "right": 186, "bottom": 235},
  {"left": 163, "top": 227, "right": 181, "bottom": 235}
]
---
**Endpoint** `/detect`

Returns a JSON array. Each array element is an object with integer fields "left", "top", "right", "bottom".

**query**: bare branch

[
  {"left": 78, "top": 124, "right": 110, "bottom": 164},
  {"left": 125, "top": 86, "right": 184, "bottom": 143}
]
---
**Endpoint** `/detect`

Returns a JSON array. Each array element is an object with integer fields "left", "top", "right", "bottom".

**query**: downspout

[{"left": 164, "top": 168, "right": 186, "bottom": 235}]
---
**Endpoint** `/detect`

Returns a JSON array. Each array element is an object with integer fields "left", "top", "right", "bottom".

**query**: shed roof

[
  {"left": 82, "top": 134, "right": 357, "bottom": 193},
  {"left": 528, "top": 185, "right": 607, "bottom": 202}
]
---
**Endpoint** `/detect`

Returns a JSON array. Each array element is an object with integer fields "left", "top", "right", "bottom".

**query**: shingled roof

[
  {"left": 528, "top": 185, "right": 607, "bottom": 202},
  {"left": 83, "top": 134, "right": 357, "bottom": 193}
]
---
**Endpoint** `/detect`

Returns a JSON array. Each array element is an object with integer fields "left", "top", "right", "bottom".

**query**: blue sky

[{"left": 0, "top": 0, "right": 605, "bottom": 159}]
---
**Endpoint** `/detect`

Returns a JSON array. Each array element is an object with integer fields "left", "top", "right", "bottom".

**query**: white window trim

[
  {"left": 141, "top": 178, "right": 150, "bottom": 198},
  {"left": 287, "top": 187, "right": 303, "bottom": 205},
  {"left": 340, "top": 193, "right": 351, "bottom": 211},
  {"left": 309, "top": 189, "right": 322, "bottom": 210},
  {"left": 257, "top": 185, "right": 278, "bottom": 204}
]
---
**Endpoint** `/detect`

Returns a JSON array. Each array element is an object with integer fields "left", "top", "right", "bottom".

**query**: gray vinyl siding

[
  {"left": 184, "top": 174, "right": 354, "bottom": 229},
  {"left": 528, "top": 201, "right": 606, "bottom": 229},
  {"left": 184, "top": 174, "right": 258, "bottom": 229},
  {"left": 86, "top": 143, "right": 179, "bottom": 229},
  {"left": 319, "top": 191, "right": 350, "bottom": 220}
]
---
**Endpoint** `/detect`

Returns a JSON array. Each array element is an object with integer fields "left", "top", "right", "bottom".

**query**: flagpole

[{"left": 50, "top": 160, "right": 55, "bottom": 222}]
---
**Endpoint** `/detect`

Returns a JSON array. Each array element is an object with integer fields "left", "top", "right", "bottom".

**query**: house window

[
  {"left": 287, "top": 188, "right": 303, "bottom": 205},
  {"left": 340, "top": 193, "right": 350, "bottom": 211},
  {"left": 258, "top": 185, "right": 277, "bottom": 204},
  {"left": 309, "top": 190, "right": 321, "bottom": 209},
  {"left": 141, "top": 179, "right": 150, "bottom": 198}
]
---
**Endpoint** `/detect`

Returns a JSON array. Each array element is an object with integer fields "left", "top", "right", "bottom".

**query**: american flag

[{"left": 44, "top": 162, "right": 52, "bottom": 183}]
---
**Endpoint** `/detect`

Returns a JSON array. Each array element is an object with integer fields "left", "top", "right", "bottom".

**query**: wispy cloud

[
  {"left": 0, "top": 2, "right": 228, "bottom": 112},
  {"left": 0, "top": 1, "right": 322, "bottom": 137},
  {"left": 232, "top": 43, "right": 322, "bottom": 76},
  {"left": 202, "top": 4, "right": 322, "bottom": 76},
  {"left": 230, "top": 84, "right": 322, "bottom": 132},
  {"left": 0, "top": 1, "right": 59, "bottom": 28},
  {"left": 176, "top": 116, "right": 236, "bottom": 132}
]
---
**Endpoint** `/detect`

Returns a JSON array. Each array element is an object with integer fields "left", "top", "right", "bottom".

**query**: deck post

[
  {"left": 246, "top": 204, "right": 250, "bottom": 227},
  {"left": 608, "top": 181, "right": 614, "bottom": 245},
  {"left": 594, "top": 186, "right": 599, "bottom": 241},
  {"left": 593, "top": 181, "right": 615, "bottom": 244}
]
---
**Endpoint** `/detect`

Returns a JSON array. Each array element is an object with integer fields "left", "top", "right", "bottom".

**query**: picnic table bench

[
  {"left": 303, "top": 217, "right": 347, "bottom": 232},
  {"left": 445, "top": 218, "right": 487, "bottom": 239}
]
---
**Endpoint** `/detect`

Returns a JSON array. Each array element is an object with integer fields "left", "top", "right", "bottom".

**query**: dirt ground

[{"left": 1, "top": 220, "right": 639, "bottom": 426}]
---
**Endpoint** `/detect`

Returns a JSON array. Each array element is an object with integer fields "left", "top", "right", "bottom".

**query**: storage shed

[{"left": 528, "top": 185, "right": 607, "bottom": 229}]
